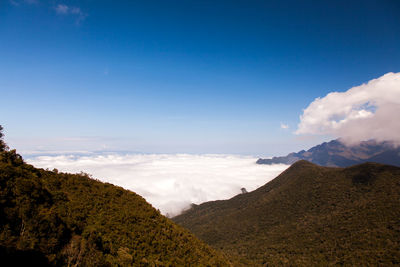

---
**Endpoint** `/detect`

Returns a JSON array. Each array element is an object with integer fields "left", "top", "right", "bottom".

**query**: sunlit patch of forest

[{"left": 0, "top": 126, "right": 232, "bottom": 266}]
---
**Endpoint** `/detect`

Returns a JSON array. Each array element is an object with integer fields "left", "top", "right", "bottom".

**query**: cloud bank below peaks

[
  {"left": 296, "top": 72, "right": 400, "bottom": 145},
  {"left": 26, "top": 153, "right": 288, "bottom": 217}
]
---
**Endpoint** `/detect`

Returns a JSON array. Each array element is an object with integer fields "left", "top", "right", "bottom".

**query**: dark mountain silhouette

[
  {"left": 174, "top": 160, "right": 400, "bottom": 266},
  {"left": 257, "top": 139, "right": 400, "bottom": 167},
  {"left": 0, "top": 128, "right": 232, "bottom": 266}
]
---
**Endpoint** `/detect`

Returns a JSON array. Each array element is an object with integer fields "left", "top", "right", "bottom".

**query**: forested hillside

[
  {"left": 0, "top": 127, "right": 232, "bottom": 266},
  {"left": 174, "top": 160, "right": 400, "bottom": 265}
]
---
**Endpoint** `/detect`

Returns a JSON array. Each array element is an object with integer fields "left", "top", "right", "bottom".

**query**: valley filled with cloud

[{"left": 26, "top": 153, "right": 289, "bottom": 216}]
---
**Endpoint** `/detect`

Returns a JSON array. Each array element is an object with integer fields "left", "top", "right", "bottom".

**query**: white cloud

[
  {"left": 26, "top": 153, "right": 289, "bottom": 217},
  {"left": 54, "top": 4, "right": 87, "bottom": 23},
  {"left": 9, "top": 0, "right": 37, "bottom": 6},
  {"left": 296, "top": 72, "right": 400, "bottom": 145},
  {"left": 55, "top": 4, "right": 69, "bottom": 14},
  {"left": 280, "top": 122, "right": 289, "bottom": 129}
]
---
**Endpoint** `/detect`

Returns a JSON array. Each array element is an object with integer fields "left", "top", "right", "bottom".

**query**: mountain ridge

[
  {"left": 174, "top": 160, "right": 400, "bottom": 265},
  {"left": 257, "top": 139, "right": 400, "bottom": 167},
  {"left": 0, "top": 128, "right": 233, "bottom": 266}
]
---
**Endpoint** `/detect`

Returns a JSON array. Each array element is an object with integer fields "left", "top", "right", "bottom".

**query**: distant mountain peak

[
  {"left": 288, "top": 159, "right": 317, "bottom": 169},
  {"left": 257, "top": 139, "right": 400, "bottom": 167}
]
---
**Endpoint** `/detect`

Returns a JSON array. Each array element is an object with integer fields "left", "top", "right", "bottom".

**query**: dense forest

[
  {"left": 174, "top": 160, "right": 400, "bottom": 265},
  {"left": 0, "top": 126, "right": 232, "bottom": 266}
]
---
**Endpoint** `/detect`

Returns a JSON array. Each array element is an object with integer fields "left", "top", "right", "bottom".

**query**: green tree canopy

[{"left": 0, "top": 125, "right": 6, "bottom": 151}]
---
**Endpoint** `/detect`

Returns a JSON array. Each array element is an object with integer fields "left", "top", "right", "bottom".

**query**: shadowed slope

[{"left": 174, "top": 160, "right": 400, "bottom": 266}]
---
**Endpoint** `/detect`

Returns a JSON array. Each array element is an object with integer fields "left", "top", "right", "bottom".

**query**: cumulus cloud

[
  {"left": 54, "top": 4, "right": 87, "bottom": 24},
  {"left": 26, "top": 153, "right": 288, "bottom": 217},
  {"left": 280, "top": 123, "right": 289, "bottom": 129},
  {"left": 296, "top": 72, "right": 400, "bottom": 145}
]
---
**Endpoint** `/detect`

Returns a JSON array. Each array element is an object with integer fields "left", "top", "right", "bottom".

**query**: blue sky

[{"left": 1, "top": 0, "right": 400, "bottom": 155}]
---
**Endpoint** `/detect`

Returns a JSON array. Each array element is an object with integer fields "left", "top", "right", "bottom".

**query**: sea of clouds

[{"left": 26, "top": 154, "right": 289, "bottom": 217}]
